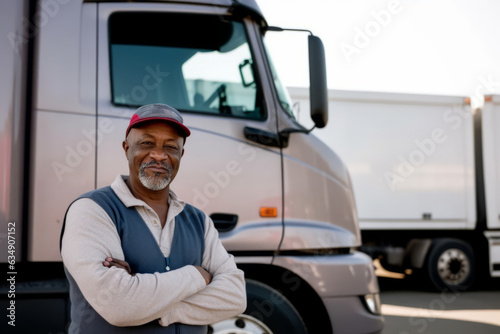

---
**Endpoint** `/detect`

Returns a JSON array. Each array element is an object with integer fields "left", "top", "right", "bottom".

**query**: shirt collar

[{"left": 111, "top": 175, "right": 186, "bottom": 211}]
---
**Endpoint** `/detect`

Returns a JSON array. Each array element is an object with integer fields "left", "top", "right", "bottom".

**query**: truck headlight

[{"left": 362, "top": 293, "right": 381, "bottom": 315}]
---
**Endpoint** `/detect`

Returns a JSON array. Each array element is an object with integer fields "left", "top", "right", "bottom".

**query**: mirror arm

[
  {"left": 278, "top": 125, "right": 316, "bottom": 145},
  {"left": 265, "top": 26, "right": 313, "bottom": 36},
  {"left": 280, "top": 126, "right": 315, "bottom": 135}
]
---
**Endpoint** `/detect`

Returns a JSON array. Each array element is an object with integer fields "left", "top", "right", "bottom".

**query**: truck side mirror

[{"left": 308, "top": 35, "right": 328, "bottom": 128}]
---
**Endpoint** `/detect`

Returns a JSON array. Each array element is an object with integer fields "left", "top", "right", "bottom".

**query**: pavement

[{"left": 378, "top": 276, "right": 500, "bottom": 334}]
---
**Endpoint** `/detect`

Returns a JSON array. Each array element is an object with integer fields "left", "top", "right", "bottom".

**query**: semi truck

[
  {"left": 0, "top": 0, "right": 383, "bottom": 333},
  {"left": 289, "top": 87, "right": 500, "bottom": 291}
]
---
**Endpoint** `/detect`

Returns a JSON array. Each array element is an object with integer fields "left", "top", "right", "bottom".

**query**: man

[{"left": 61, "top": 104, "right": 246, "bottom": 333}]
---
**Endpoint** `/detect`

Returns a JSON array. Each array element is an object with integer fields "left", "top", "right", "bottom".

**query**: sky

[{"left": 258, "top": 0, "right": 500, "bottom": 100}]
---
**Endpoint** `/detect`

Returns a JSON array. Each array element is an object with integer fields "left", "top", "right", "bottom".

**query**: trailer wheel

[
  {"left": 425, "top": 238, "right": 475, "bottom": 291},
  {"left": 209, "top": 279, "right": 307, "bottom": 334}
]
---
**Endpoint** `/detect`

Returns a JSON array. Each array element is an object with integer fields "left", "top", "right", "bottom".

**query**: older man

[{"left": 61, "top": 104, "right": 246, "bottom": 333}]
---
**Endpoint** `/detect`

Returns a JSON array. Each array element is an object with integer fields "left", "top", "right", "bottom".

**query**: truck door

[{"left": 95, "top": 3, "right": 283, "bottom": 254}]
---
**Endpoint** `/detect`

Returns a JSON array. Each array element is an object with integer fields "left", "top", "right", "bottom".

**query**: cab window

[{"left": 109, "top": 12, "right": 265, "bottom": 120}]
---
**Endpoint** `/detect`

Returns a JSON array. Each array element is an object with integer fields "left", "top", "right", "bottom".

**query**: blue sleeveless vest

[{"left": 61, "top": 186, "right": 207, "bottom": 333}]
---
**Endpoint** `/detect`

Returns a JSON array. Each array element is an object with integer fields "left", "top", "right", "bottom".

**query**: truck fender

[{"left": 406, "top": 238, "right": 432, "bottom": 268}]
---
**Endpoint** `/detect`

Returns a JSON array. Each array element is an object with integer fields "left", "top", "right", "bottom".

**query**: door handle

[
  {"left": 244, "top": 126, "right": 288, "bottom": 148},
  {"left": 210, "top": 213, "right": 238, "bottom": 232}
]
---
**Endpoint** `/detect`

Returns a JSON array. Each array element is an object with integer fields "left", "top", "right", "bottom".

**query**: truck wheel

[
  {"left": 425, "top": 238, "right": 475, "bottom": 291},
  {"left": 209, "top": 279, "right": 308, "bottom": 334}
]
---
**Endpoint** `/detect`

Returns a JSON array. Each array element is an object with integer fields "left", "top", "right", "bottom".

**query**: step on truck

[
  {"left": 289, "top": 87, "right": 500, "bottom": 291},
  {"left": 0, "top": 0, "right": 383, "bottom": 333}
]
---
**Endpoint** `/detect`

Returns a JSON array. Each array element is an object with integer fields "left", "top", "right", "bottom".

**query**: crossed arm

[
  {"left": 103, "top": 258, "right": 213, "bottom": 285},
  {"left": 62, "top": 198, "right": 246, "bottom": 327}
]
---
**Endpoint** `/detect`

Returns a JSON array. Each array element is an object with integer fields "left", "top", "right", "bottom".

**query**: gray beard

[{"left": 138, "top": 161, "right": 172, "bottom": 191}]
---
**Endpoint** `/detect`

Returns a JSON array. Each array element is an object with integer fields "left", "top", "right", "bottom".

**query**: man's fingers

[
  {"left": 109, "top": 261, "right": 126, "bottom": 268},
  {"left": 103, "top": 260, "right": 125, "bottom": 269},
  {"left": 107, "top": 257, "right": 128, "bottom": 267},
  {"left": 102, "top": 257, "right": 132, "bottom": 274},
  {"left": 194, "top": 265, "right": 213, "bottom": 285}
]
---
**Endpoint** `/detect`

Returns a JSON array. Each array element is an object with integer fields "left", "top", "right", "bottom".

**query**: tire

[
  {"left": 425, "top": 238, "right": 475, "bottom": 291},
  {"left": 210, "top": 279, "right": 308, "bottom": 334}
]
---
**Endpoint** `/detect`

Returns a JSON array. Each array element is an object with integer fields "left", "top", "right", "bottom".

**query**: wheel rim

[
  {"left": 437, "top": 247, "right": 470, "bottom": 286},
  {"left": 210, "top": 314, "right": 273, "bottom": 334}
]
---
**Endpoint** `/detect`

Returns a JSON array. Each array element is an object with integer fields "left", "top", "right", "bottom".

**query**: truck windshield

[{"left": 109, "top": 12, "right": 264, "bottom": 120}]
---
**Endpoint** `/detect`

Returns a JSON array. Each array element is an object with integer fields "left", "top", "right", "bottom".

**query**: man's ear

[
  {"left": 122, "top": 140, "right": 130, "bottom": 160},
  {"left": 179, "top": 137, "right": 186, "bottom": 158}
]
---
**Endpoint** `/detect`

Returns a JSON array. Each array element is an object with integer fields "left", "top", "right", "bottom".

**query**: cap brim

[{"left": 126, "top": 117, "right": 191, "bottom": 138}]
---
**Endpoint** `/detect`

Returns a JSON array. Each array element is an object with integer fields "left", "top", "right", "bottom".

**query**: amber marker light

[{"left": 260, "top": 207, "right": 278, "bottom": 217}]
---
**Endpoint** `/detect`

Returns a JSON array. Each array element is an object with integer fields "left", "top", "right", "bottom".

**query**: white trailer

[
  {"left": 480, "top": 95, "right": 500, "bottom": 277},
  {"left": 289, "top": 87, "right": 500, "bottom": 291}
]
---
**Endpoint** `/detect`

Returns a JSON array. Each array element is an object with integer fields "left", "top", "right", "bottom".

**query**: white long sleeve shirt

[{"left": 61, "top": 175, "right": 246, "bottom": 327}]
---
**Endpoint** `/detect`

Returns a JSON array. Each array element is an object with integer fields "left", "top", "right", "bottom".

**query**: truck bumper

[
  {"left": 273, "top": 250, "right": 384, "bottom": 333},
  {"left": 324, "top": 296, "right": 384, "bottom": 334}
]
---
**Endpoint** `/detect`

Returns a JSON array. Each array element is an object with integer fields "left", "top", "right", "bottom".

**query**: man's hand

[
  {"left": 194, "top": 265, "right": 212, "bottom": 285},
  {"left": 103, "top": 257, "right": 135, "bottom": 276}
]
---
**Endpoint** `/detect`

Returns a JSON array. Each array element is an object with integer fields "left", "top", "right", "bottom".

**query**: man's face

[{"left": 123, "top": 122, "right": 185, "bottom": 192}]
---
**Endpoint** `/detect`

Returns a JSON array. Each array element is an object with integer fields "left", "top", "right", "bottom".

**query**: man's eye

[{"left": 141, "top": 142, "right": 154, "bottom": 145}]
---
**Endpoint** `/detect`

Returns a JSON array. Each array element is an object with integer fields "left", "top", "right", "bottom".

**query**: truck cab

[{"left": 1, "top": 1, "right": 383, "bottom": 333}]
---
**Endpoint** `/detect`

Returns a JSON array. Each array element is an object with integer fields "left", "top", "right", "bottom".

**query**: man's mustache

[{"left": 140, "top": 160, "right": 172, "bottom": 173}]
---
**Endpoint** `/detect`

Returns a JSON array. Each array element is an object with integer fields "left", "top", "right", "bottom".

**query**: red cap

[{"left": 126, "top": 104, "right": 191, "bottom": 138}]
